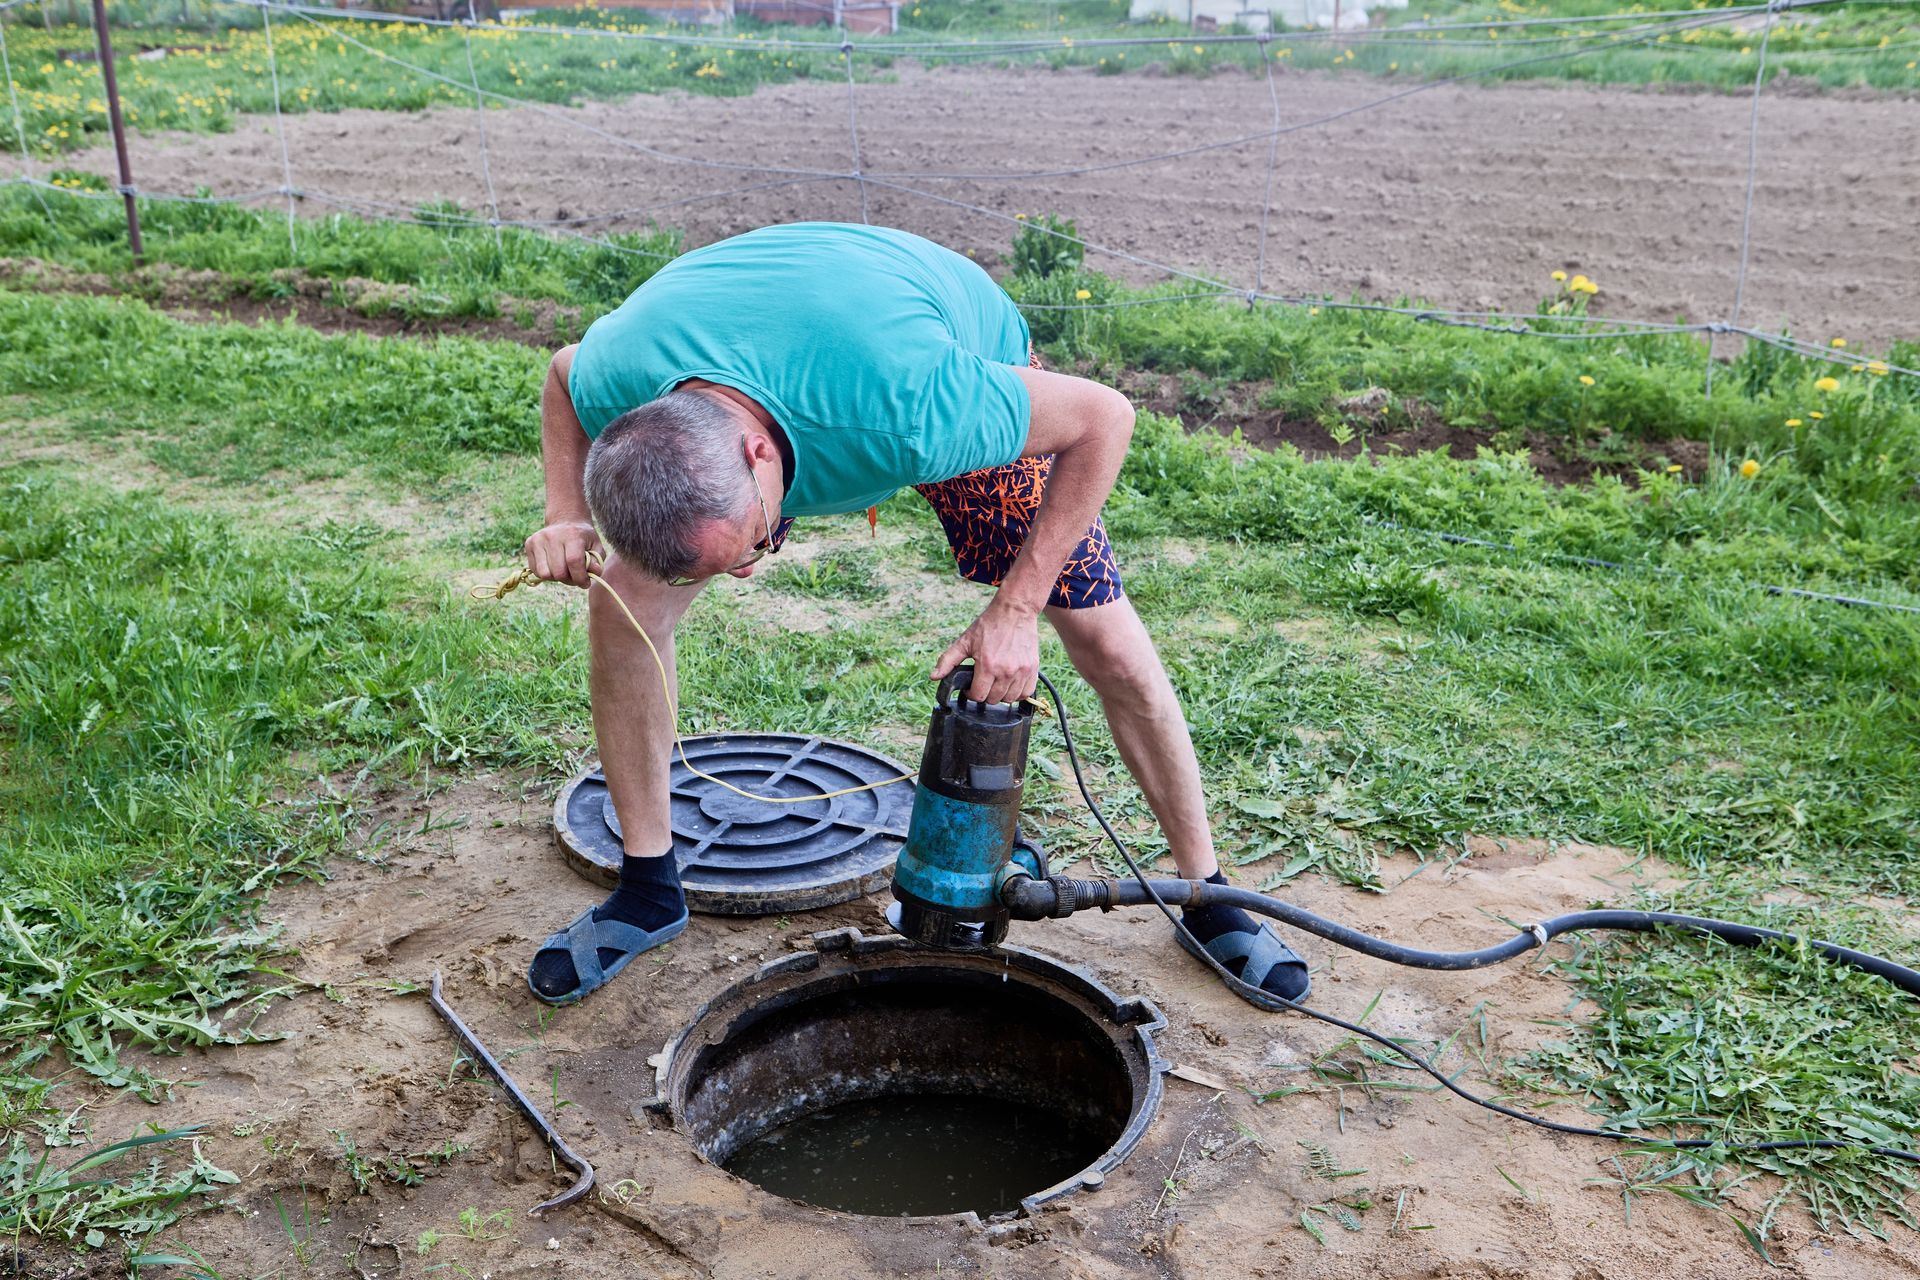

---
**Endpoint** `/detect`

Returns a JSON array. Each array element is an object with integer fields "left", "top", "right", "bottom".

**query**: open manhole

[
  {"left": 649, "top": 928, "right": 1167, "bottom": 1220},
  {"left": 554, "top": 734, "right": 913, "bottom": 915}
]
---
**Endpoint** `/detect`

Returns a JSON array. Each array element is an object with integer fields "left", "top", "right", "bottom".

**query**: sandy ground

[
  {"left": 30, "top": 781, "right": 1910, "bottom": 1280},
  {"left": 51, "top": 64, "right": 1920, "bottom": 346}
]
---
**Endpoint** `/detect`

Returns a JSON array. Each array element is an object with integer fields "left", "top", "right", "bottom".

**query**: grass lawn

[{"left": 1, "top": 253, "right": 1917, "bottom": 1251}]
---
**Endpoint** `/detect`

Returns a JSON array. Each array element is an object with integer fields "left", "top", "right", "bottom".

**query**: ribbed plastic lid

[{"left": 553, "top": 733, "right": 915, "bottom": 916}]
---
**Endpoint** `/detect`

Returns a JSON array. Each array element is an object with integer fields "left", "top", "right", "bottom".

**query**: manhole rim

[
  {"left": 552, "top": 733, "right": 915, "bottom": 915},
  {"left": 643, "top": 926, "right": 1169, "bottom": 1221}
]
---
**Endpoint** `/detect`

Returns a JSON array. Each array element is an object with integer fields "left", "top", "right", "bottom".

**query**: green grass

[
  {"left": 7, "top": 182, "right": 1918, "bottom": 519},
  {"left": 0, "top": 0, "right": 1912, "bottom": 161},
  {"left": 2, "top": 177, "right": 678, "bottom": 324},
  {"left": 1, "top": 275, "right": 1917, "bottom": 1247}
]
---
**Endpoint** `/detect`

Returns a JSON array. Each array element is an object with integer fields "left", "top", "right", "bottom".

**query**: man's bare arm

[
  {"left": 524, "top": 344, "right": 603, "bottom": 588},
  {"left": 932, "top": 367, "right": 1135, "bottom": 704}
]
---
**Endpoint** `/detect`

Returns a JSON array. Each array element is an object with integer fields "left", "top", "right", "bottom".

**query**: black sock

[
  {"left": 529, "top": 851, "right": 685, "bottom": 998},
  {"left": 1182, "top": 870, "right": 1257, "bottom": 946},
  {"left": 1182, "top": 870, "right": 1309, "bottom": 1001}
]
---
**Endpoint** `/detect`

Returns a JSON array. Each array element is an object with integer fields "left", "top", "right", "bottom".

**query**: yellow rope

[{"left": 471, "top": 558, "right": 913, "bottom": 804}]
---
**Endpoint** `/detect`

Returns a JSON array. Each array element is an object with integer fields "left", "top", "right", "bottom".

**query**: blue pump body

[{"left": 888, "top": 669, "right": 1037, "bottom": 948}]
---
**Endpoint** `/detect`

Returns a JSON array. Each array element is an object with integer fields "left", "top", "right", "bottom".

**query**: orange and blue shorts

[
  {"left": 760, "top": 460, "right": 1124, "bottom": 611},
  {"left": 759, "top": 353, "right": 1125, "bottom": 611}
]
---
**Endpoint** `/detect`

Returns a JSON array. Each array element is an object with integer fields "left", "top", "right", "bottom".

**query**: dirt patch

[
  {"left": 21, "top": 784, "right": 1914, "bottom": 1278},
  {"left": 43, "top": 63, "right": 1920, "bottom": 346}
]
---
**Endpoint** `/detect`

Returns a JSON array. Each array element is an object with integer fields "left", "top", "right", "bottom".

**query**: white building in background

[{"left": 1128, "top": 0, "right": 1406, "bottom": 32}]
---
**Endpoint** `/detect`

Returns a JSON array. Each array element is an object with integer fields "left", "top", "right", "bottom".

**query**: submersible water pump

[{"left": 886, "top": 667, "right": 1044, "bottom": 950}]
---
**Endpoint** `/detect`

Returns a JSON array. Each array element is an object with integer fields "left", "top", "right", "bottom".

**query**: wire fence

[
  {"left": 0, "top": 0, "right": 1908, "bottom": 380},
  {"left": 1, "top": 0, "right": 1916, "bottom": 616}
]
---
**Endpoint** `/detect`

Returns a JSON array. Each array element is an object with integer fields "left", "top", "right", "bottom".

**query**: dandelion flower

[
  {"left": 1739, "top": 459, "right": 1760, "bottom": 478},
  {"left": 1809, "top": 411, "right": 1824, "bottom": 420},
  {"left": 1308, "top": 306, "right": 1320, "bottom": 316},
  {"left": 1075, "top": 289, "right": 1091, "bottom": 300},
  {"left": 1866, "top": 361, "right": 1890, "bottom": 376},
  {"left": 1830, "top": 338, "right": 1846, "bottom": 349},
  {"left": 1666, "top": 464, "right": 1684, "bottom": 474},
  {"left": 1551, "top": 270, "right": 1567, "bottom": 282},
  {"left": 1578, "top": 375, "right": 1595, "bottom": 387},
  {"left": 1785, "top": 419, "right": 1802, "bottom": 428},
  {"left": 1814, "top": 376, "right": 1838, "bottom": 393}
]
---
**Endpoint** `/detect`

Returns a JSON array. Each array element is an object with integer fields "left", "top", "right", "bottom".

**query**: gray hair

[{"left": 584, "top": 390, "right": 754, "bottom": 581}]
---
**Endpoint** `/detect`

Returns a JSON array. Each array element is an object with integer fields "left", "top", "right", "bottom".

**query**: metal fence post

[{"left": 89, "top": 0, "right": 141, "bottom": 263}]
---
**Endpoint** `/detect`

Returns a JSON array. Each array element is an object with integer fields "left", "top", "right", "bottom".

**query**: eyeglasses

[{"left": 667, "top": 436, "right": 774, "bottom": 587}]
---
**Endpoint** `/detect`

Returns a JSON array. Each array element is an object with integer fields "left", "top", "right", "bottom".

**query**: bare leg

[
  {"left": 1046, "top": 594, "right": 1310, "bottom": 1001},
  {"left": 1044, "top": 596, "right": 1219, "bottom": 879},
  {"left": 528, "top": 556, "right": 703, "bottom": 1001},
  {"left": 587, "top": 553, "right": 705, "bottom": 856}
]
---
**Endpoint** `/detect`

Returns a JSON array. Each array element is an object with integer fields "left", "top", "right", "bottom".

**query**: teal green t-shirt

[{"left": 568, "top": 223, "right": 1033, "bottom": 518}]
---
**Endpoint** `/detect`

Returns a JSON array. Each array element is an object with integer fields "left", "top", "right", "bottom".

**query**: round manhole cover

[{"left": 553, "top": 734, "right": 915, "bottom": 916}]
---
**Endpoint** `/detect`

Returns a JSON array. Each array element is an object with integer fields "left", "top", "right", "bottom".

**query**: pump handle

[{"left": 937, "top": 664, "right": 977, "bottom": 708}]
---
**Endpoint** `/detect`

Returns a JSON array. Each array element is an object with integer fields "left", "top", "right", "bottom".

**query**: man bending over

[{"left": 518, "top": 222, "right": 1309, "bottom": 1009}]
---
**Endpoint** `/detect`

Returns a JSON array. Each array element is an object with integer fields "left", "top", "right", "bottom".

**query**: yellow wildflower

[
  {"left": 1578, "top": 375, "right": 1595, "bottom": 387},
  {"left": 1830, "top": 338, "right": 1846, "bottom": 348},
  {"left": 1866, "top": 361, "right": 1890, "bottom": 376},
  {"left": 1739, "top": 459, "right": 1760, "bottom": 478},
  {"left": 1785, "top": 419, "right": 1802, "bottom": 428},
  {"left": 1666, "top": 464, "right": 1683, "bottom": 474},
  {"left": 1551, "top": 270, "right": 1566, "bottom": 282},
  {"left": 1308, "top": 306, "right": 1320, "bottom": 316},
  {"left": 1809, "top": 411, "right": 1824, "bottom": 420},
  {"left": 1814, "top": 376, "right": 1838, "bottom": 393},
  {"left": 1075, "top": 289, "right": 1092, "bottom": 300}
]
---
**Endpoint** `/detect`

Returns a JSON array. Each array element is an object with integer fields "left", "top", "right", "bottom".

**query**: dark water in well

[{"left": 722, "top": 1094, "right": 1098, "bottom": 1217}]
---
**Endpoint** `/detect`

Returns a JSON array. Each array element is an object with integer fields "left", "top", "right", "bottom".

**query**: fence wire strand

[
  {"left": 0, "top": 15, "right": 54, "bottom": 221},
  {"left": 840, "top": 39, "right": 866, "bottom": 224},
  {"left": 1711, "top": 0, "right": 1781, "bottom": 397},
  {"left": 1250, "top": 32, "right": 1283, "bottom": 303},
  {"left": 259, "top": 1, "right": 297, "bottom": 258},
  {"left": 460, "top": 1, "right": 503, "bottom": 249}
]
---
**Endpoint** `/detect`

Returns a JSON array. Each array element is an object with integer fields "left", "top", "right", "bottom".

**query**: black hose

[
  {"left": 1028, "top": 671, "right": 1920, "bottom": 1168},
  {"left": 1124, "top": 882, "right": 1920, "bottom": 995},
  {"left": 1004, "top": 874, "right": 1920, "bottom": 995}
]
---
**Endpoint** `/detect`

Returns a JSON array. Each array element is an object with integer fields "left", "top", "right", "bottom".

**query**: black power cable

[{"left": 1031, "top": 672, "right": 1920, "bottom": 1167}]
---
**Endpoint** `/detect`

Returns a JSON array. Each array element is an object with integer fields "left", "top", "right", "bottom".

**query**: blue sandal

[
  {"left": 526, "top": 905, "right": 689, "bottom": 1006},
  {"left": 1177, "top": 922, "right": 1312, "bottom": 1010}
]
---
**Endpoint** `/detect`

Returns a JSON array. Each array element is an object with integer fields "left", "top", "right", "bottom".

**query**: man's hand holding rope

[{"left": 523, "top": 519, "right": 601, "bottom": 589}]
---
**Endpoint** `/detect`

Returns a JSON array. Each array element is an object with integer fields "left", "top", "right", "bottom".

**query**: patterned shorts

[{"left": 760, "top": 350, "right": 1124, "bottom": 611}]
